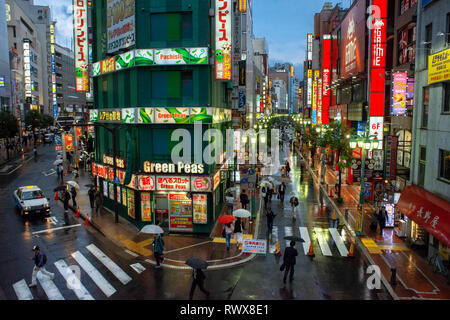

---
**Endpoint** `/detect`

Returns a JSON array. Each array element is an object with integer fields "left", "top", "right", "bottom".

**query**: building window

[
  {"left": 443, "top": 82, "right": 450, "bottom": 113},
  {"left": 152, "top": 71, "right": 186, "bottom": 99},
  {"left": 151, "top": 12, "right": 193, "bottom": 42},
  {"left": 422, "top": 87, "right": 429, "bottom": 128},
  {"left": 439, "top": 149, "right": 450, "bottom": 183},
  {"left": 396, "top": 130, "right": 411, "bottom": 168},
  {"left": 418, "top": 146, "right": 426, "bottom": 188},
  {"left": 446, "top": 13, "right": 450, "bottom": 45},
  {"left": 425, "top": 24, "right": 432, "bottom": 67}
]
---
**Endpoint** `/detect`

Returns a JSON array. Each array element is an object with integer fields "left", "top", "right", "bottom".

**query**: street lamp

[{"left": 348, "top": 135, "right": 379, "bottom": 235}]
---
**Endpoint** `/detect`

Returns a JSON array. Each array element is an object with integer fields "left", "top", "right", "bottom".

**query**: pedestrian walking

[
  {"left": 88, "top": 186, "right": 96, "bottom": 211},
  {"left": 289, "top": 195, "right": 299, "bottom": 220},
  {"left": 223, "top": 221, "right": 234, "bottom": 251},
  {"left": 376, "top": 206, "right": 387, "bottom": 235},
  {"left": 63, "top": 189, "right": 71, "bottom": 213},
  {"left": 239, "top": 189, "right": 249, "bottom": 209},
  {"left": 266, "top": 207, "right": 277, "bottom": 234},
  {"left": 285, "top": 160, "right": 291, "bottom": 177},
  {"left": 189, "top": 268, "right": 210, "bottom": 300},
  {"left": 152, "top": 232, "right": 164, "bottom": 268},
  {"left": 71, "top": 187, "right": 77, "bottom": 209},
  {"left": 94, "top": 190, "right": 103, "bottom": 215},
  {"left": 281, "top": 241, "right": 298, "bottom": 283},
  {"left": 267, "top": 183, "right": 274, "bottom": 203},
  {"left": 278, "top": 182, "right": 286, "bottom": 205},
  {"left": 233, "top": 217, "right": 245, "bottom": 249},
  {"left": 28, "top": 245, "right": 54, "bottom": 287},
  {"left": 226, "top": 193, "right": 234, "bottom": 214}
]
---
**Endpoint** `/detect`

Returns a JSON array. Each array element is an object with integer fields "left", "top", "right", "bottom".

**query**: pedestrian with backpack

[
  {"left": 29, "top": 245, "right": 54, "bottom": 287},
  {"left": 152, "top": 232, "right": 164, "bottom": 268}
]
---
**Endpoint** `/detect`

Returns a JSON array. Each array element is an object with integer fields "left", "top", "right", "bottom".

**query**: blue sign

[
  {"left": 422, "top": 0, "right": 433, "bottom": 7},
  {"left": 242, "top": 168, "right": 248, "bottom": 174},
  {"left": 248, "top": 169, "right": 255, "bottom": 175},
  {"left": 356, "top": 121, "right": 366, "bottom": 137},
  {"left": 238, "top": 89, "right": 246, "bottom": 110},
  {"left": 113, "top": 176, "right": 120, "bottom": 184},
  {"left": 363, "top": 183, "right": 371, "bottom": 197},
  {"left": 312, "top": 110, "right": 317, "bottom": 124},
  {"left": 55, "top": 133, "right": 62, "bottom": 145},
  {"left": 241, "top": 178, "right": 248, "bottom": 184}
]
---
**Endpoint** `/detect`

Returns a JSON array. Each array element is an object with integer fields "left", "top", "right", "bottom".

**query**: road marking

[
  {"left": 42, "top": 169, "right": 56, "bottom": 176},
  {"left": 86, "top": 244, "right": 132, "bottom": 285},
  {"left": 120, "top": 239, "right": 152, "bottom": 256},
  {"left": 13, "top": 279, "right": 33, "bottom": 300},
  {"left": 164, "top": 240, "right": 212, "bottom": 254},
  {"left": 124, "top": 249, "right": 139, "bottom": 257},
  {"left": 299, "top": 227, "right": 311, "bottom": 255},
  {"left": 268, "top": 226, "right": 278, "bottom": 253},
  {"left": 37, "top": 272, "right": 65, "bottom": 300},
  {"left": 54, "top": 260, "right": 94, "bottom": 300},
  {"left": 329, "top": 228, "right": 349, "bottom": 257},
  {"left": 47, "top": 216, "right": 58, "bottom": 225},
  {"left": 32, "top": 224, "right": 81, "bottom": 235},
  {"left": 314, "top": 227, "right": 332, "bottom": 256},
  {"left": 71, "top": 251, "right": 116, "bottom": 298},
  {"left": 130, "top": 263, "right": 146, "bottom": 274},
  {"left": 284, "top": 226, "right": 293, "bottom": 247}
]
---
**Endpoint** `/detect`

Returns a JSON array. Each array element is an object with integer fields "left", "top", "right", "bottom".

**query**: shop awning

[{"left": 397, "top": 185, "right": 450, "bottom": 248}]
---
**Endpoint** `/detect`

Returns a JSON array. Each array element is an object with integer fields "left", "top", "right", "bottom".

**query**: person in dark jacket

[
  {"left": 266, "top": 207, "right": 276, "bottom": 234},
  {"left": 152, "top": 232, "right": 164, "bottom": 268},
  {"left": 94, "top": 190, "right": 103, "bottom": 216},
  {"left": 29, "top": 245, "right": 54, "bottom": 287},
  {"left": 233, "top": 217, "right": 245, "bottom": 248},
  {"left": 376, "top": 207, "right": 387, "bottom": 235},
  {"left": 63, "top": 189, "right": 71, "bottom": 212},
  {"left": 282, "top": 241, "right": 298, "bottom": 283},
  {"left": 239, "top": 190, "right": 249, "bottom": 209},
  {"left": 88, "top": 186, "right": 95, "bottom": 211},
  {"left": 189, "top": 268, "right": 210, "bottom": 299},
  {"left": 285, "top": 160, "right": 291, "bottom": 177},
  {"left": 71, "top": 187, "right": 77, "bottom": 209},
  {"left": 278, "top": 182, "right": 286, "bottom": 205}
]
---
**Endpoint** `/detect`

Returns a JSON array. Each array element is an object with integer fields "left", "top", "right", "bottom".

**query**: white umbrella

[
  {"left": 56, "top": 154, "right": 63, "bottom": 160},
  {"left": 53, "top": 159, "right": 63, "bottom": 165},
  {"left": 233, "top": 209, "right": 251, "bottom": 218},
  {"left": 66, "top": 181, "right": 80, "bottom": 190},
  {"left": 140, "top": 224, "right": 164, "bottom": 234}
]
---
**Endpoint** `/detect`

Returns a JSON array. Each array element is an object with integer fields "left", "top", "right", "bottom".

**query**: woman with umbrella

[
  {"left": 63, "top": 188, "right": 71, "bottom": 213},
  {"left": 185, "top": 258, "right": 210, "bottom": 299},
  {"left": 218, "top": 215, "right": 235, "bottom": 251},
  {"left": 232, "top": 209, "right": 250, "bottom": 248},
  {"left": 289, "top": 194, "right": 299, "bottom": 221}
]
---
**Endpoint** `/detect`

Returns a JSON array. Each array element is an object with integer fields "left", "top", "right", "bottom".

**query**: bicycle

[{"left": 428, "top": 252, "right": 449, "bottom": 280}]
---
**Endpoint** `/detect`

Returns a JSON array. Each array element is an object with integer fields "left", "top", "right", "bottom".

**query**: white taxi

[{"left": 13, "top": 186, "right": 50, "bottom": 216}]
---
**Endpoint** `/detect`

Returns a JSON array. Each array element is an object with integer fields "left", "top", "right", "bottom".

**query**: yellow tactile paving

[
  {"left": 378, "top": 244, "right": 410, "bottom": 252},
  {"left": 121, "top": 238, "right": 153, "bottom": 256},
  {"left": 361, "top": 237, "right": 382, "bottom": 254}
]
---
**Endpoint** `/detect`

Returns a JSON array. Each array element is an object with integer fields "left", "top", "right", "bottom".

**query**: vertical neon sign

[{"left": 322, "top": 35, "right": 331, "bottom": 124}]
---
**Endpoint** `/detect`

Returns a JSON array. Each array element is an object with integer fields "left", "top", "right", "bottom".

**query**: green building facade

[{"left": 89, "top": 0, "right": 233, "bottom": 233}]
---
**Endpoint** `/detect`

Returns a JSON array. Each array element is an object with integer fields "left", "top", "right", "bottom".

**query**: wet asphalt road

[{"left": 0, "top": 144, "right": 390, "bottom": 300}]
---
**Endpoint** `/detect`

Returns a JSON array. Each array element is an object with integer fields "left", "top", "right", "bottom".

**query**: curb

[{"left": 297, "top": 150, "right": 399, "bottom": 300}]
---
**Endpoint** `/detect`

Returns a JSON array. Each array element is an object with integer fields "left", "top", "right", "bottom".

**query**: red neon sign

[{"left": 322, "top": 36, "right": 331, "bottom": 124}]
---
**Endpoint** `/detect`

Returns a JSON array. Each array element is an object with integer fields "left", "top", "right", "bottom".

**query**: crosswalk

[
  {"left": 12, "top": 243, "right": 145, "bottom": 300},
  {"left": 268, "top": 226, "right": 351, "bottom": 258}
]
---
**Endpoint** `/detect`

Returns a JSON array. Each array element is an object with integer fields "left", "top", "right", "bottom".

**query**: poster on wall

[
  {"left": 169, "top": 193, "right": 193, "bottom": 231},
  {"left": 191, "top": 177, "right": 212, "bottom": 192},
  {"left": 65, "top": 134, "right": 73, "bottom": 152},
  {"left": 107, "top": 0, "right": 135, "bottom": 54},
  {"left": 109, "top": 183, "right": 114, "bottom": 200},
  {"left": 141, "top": 192, "right": 152, "bottom": 222},
  {"left": 215, "top": 0, "right": 231, "bottom": 80},
  {"left": 391, "top": 72, "right": 407, "bottom": 116},
  {"left": 73, "top": 0, "right": 89, "bottom": 91},
  {"left": 103, "top": 180, "right": 108, "bottom": 198},
  {"left": 122, "top": 187, "right": 127, "bottom": 206},
  {"left": 193, "top": 194, "right": 207, "bottom": 224},
  {"left": 127, "top": 189, "right": 135, "bottom": 219},
  {"left": 116, "top": 186, "right": 121, "bottom": 203}
]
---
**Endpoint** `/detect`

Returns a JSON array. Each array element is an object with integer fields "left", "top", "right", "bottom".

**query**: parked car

[
  {"left": 44, "top": 133, "right": 54, "bottom": 144},
  {"left": 13, "top": 186, "right": 50, "bottom": 216}
]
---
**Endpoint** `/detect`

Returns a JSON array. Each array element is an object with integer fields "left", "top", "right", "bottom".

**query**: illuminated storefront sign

[
  {"left": 391, "top": 72, "right": 407, "bottom": 116},
  {"left": 215, "top": 0, "right": 231, "bottom": 80},
  {"left": 23, "top": 40, "right": 31, "bottom": 98},
  {"left": 155, "top": 107, "right": 189, "bottom": 124},
  {"left": 307, "top": 33, "right": 313, "bottom": 61},
  {"left": 191, "top": 176, "right": 212, "bottom": 192},
  {"left": 322, "top": 35, "right": 331, "bottom": 124},
  {"left": 307, "top": 70, "right": 312, "bottom": 105},
  {"left": 101, "top": 56, "right": 116, "bottom": 74},
  {"left": 312, "top": 79, "right": 317, "bottom": 124},
  {"left": 102, "top": 154, "right": 126, "bottom": 169},
  {"left": 317, "top": 78, "right": 322, "bottom": 124},
  {"left": 428, "top": 47, "right": 450, "bottom": 84},
  {"left": 107, "top": 0, "right": 135, "bottom": 54},
  {"left": 169, "top": 193, "right": 193, "bottom": 231},
  {"left": 213, "top": 170, "right": 221, "bottom": 190},
  {"left": 98, "top": 109, "right": 122, "bottom": 122},
  {"left": 156, "top": 176, "right": 190, "bottom": 191},
  {"left": 141, "top": 192, "right": 152, "bottom": 222},
  {"left": 143, "top": 161, "right": 205, "bottom": 175},
  {"left": 50, "top": 24, "right": 57, "bottom": 118},
  {"left": 137, "top": 175, "right": 156, "bottom": 191},
  {"left": 65, "top": 134, "right": 73, "bottom": 152},
  {"left": 193, "top": 194, "right": 207, "bottom": 224},
  {"left": 74, "top": 0, "right": 89, "bottom": 92}
]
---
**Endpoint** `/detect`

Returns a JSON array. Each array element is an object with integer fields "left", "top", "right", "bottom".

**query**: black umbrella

[
  {"left": 185, "top": 258, "right": 208, "bottom": 269},
  {"left": 53, "top": 186, "right": 66, "bottom": 192},
  {"left": 283, "top": 236, "right": 305, "bottom": 242}
]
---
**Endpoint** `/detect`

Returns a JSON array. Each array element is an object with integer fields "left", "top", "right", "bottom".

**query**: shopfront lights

[
  {"left": 260, "top": 135, "right": 266, "bottom": 143},
  {"left": 253, "top": 124, "right": 257, "bottom": 129},
  {"left": 371, "top": 140, "right": 379, "bottom": 149},
  {"left": 364, "top": 141, "right": 371, "bottom": 150},
  {"left": 357, "top": 140, "right": 364, "bottom": 148},
  {"left": 250, "top": 136, "right": 257, "bottom": 144},
  {"left": 349, "top": 140, "right": 357, "bottom": 149},
  {"left": 242, "top": 136, "right": 248, "bottom": 143},
  {"left": 316, "top": 127, "right": 321, "bottom": 133}
]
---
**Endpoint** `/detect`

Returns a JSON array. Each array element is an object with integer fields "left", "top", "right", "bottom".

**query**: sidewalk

[
  {"left": 58, "top": 168, "right": 262, "bottom": 270},
  {"left": 297, "top": 146, "right": 450, "bottom": 300}
]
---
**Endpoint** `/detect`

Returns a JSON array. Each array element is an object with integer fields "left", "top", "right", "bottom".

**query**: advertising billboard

[
  {"left": 322, "top": 35, "right": 331, "bottom": 124},
  {"left": 22, "top": 40, "right": 31, "bottom": 98},
  {"left": 107, "top": 0, "right": 135, "bottom": 54},
  {"left": 340, "top": 0, "right": 366, "bottom": 79},
  {"left": 307, "top": 69, "right": 312, "bottom": 105},
  {"left": 50, "top": 24, "right": 57, "bottom": 118},
  {"left": 428, "top": 47, "right": 450, "bottom": 85},
  {"left": 391, "top": 72, "right": 407, "bottom": 116},
  {"left": 215, "top": 0, "right": 232, "bottom": 80},
  {"left": 74, "top": 0, "right": 89, "bottom": 92}
]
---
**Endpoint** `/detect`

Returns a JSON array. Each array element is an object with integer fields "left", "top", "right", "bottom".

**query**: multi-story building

[
  {"left": 54, "top": 44, "right": 87, "bottom": 120},
  {"left": 398, "top": 0, "right": 450, "bottom": 258},
  {"left": 252, "top": 38, "right": 268, "bottom": 118},
  {"left": 272, "top": 79, "right": 288, "bottom": 113},
  {"left": 0, "top": 0, "right": 11, "bottom": 111},
  {"left": 6, "top": 0, "right": 52, "bottom": 120},
  {"left": 89, "top": 0, "right": 232, "bottom": 233}
]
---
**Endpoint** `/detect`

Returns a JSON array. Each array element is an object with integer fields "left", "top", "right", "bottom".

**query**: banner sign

[
  {"left": 65, "top": 134, "right": 73, "bottom": 152},
  {"left": 193, "top": 194, "right": 207, "bottom": 224},
  {"left": 169, "top": 193, "right": 193, "bottom": 231},
  {"left": 317, "top": 78, "right": 322, "bottom": 124},
  {"left": 322, "top": 35, "right": 331, "bottom": 124},
  {"left": 242, "top": 239, "right": 267, "bottom": 254},
  {"left": 369, "top": 116, "right": 383, "bottom": 145},
  {"left": 391, "top": 72, "right": 407, "bottom": 116},
  {"left": 140, "top": 192, "right": 152, "bottom": 222},
  {"left": 215, "top": 0, "right": 232, "bottom": 80},
  {"left": 74, "top": 0, "right": 89, "bottom": 92},
  {"left": 50, "top": 24, "right": 57, "bottom": 118},
  {"left": 156, "top": 176, "right": 190, "bottom": 192},
  {"left": 428, "top": 47, "right": 450, "bottom": 84},
  {"left": 107, "top": 0, "right": 135, "bottom": 54},
  {"left": 385, "top": 135, "right": 398, "bottom": 181},
  {"left": 191, "top": 176, "right": 212, "bottom": 192}
]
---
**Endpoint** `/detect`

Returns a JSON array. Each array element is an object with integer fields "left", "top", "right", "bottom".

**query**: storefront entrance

[{"left": 155, "top": 193, "right": 169, "bottom": 228}]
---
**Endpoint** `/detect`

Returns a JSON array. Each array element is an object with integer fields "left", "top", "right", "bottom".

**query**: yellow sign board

[{"left": 428, "top": 48, "right": 450, "bottom": 84}]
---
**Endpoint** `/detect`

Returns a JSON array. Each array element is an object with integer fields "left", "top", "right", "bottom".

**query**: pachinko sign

[
  {"left": 215, "top": 0, "right": 231, "bottom": 80},
  {"left": 322, "top": 35, "right": 331, "bottom": 124},
  {"left": 107, "top": 0, "right": 135, "bottom": 54},
  {"left": 73, "top": 0, "right": 89, "bottom": 92}
]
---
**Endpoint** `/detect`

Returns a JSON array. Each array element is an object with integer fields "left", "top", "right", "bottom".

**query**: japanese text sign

[
  {"left": 242, "top": 239, "right": 267, "bottom": 254},
  {"left": 215, "top": 0, "right": 231, "bottom": 80},
  {"left": 74, "top": 0, "right": 89, "bottom": 92}
]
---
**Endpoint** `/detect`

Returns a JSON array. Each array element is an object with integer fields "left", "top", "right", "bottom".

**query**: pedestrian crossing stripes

[
  {"left": 71, "top": 251, "right": 117, "bottom": 298},
  {"left": 13, "top": 243, "right": 138, "bottom": 300},
  {"left": 266, "top": 226, "right": 351, "bottom": 258},
  {"left": 86, "top": 244, "right": 132, "bottom": 285}
]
